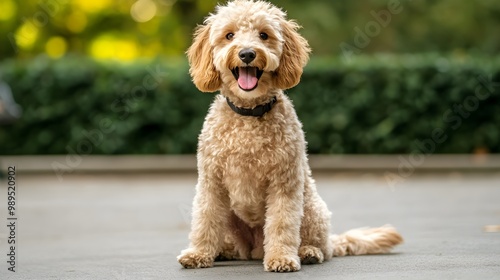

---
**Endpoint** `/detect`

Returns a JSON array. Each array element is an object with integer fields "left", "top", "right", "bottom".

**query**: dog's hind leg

[{"left": 218, "top": 212, "right": 255, "bottom": 261}]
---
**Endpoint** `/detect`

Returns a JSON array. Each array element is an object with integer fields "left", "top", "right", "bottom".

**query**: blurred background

[{"left": 0, "top": 0, "right": 499, "bottom": 155}]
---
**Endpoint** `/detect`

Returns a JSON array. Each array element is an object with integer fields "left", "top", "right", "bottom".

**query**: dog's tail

[{"left": 330, "top": 225, "right": 403, "bottom": 257}]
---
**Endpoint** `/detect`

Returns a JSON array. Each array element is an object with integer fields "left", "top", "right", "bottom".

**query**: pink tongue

[{"left": 238, "top": 67, "right": 258, "bottom": 90}]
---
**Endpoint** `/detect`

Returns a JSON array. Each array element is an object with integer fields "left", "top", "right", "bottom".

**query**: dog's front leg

[
  {"left": 263, "top": 169, "right": 305, "bottom": 272},
  {"left": 177, "top": 175, "right": 230, "bottom": 269}
]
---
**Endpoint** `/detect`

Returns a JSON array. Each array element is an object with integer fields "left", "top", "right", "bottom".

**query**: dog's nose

[{"left": 239, "top": 49, "right": 256, "bottom": 64}]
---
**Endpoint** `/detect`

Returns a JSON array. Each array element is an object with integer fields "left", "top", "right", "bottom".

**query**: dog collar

[{"left": 226, "top": 96, "right": 277, "bottom": 117}]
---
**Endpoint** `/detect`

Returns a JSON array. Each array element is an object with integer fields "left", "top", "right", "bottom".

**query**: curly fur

[{"left": 178, "top": 0, "right": 403, "bottom": 272}]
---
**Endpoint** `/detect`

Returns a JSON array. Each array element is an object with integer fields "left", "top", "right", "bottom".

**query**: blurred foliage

[
  {"left": 1, "top": 0, "right": 498, "bottom": 155},
  {"left": 0, "top": 54, "right": 498, "bottom": 155},
  {"left": 0, "top": 0, "right": 499, "bottom": 60}
]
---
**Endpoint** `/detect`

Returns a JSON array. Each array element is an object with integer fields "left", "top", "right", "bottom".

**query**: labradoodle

[{"left": 177, "top": 0, "right": 403, "bottom": 272}]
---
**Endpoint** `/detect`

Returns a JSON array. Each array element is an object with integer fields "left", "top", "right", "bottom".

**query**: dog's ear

[
  {"left": 274, "top": 19, "right": 311, "bottom": 89},
  {"left": 187, "top": 24, "right": 222, "bottom": 92}
]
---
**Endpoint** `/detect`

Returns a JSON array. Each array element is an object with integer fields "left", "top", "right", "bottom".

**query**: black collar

[{"left": 226, "top": 96, "right": 277, "bottom": 117}]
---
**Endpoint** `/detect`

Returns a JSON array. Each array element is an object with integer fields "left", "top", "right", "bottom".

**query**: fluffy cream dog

[{"left": 178, "top": 0, "right": 403, "bottom": 272}]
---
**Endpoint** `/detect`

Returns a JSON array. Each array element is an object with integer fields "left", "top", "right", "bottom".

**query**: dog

[{"left": 177, "top": 0, "right": 403, "bottom": 272}]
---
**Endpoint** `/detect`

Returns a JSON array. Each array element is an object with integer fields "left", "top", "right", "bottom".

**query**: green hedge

[{"left": 0, "top": 54, "right": 499, "bottom": 155}]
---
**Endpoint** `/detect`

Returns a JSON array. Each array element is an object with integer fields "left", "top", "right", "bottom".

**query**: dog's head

[{"left": 187, "top": 0, "right": 310, "bottom": 100}]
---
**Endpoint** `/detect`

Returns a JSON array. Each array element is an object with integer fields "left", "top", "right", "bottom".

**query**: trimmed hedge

[{"left": 0, "top": 54, "right": 499, "bottom": 155}]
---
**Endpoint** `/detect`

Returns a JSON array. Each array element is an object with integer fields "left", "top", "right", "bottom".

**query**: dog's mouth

[{"left": 231, "top": 67, "right": 264, "bottom": 92}]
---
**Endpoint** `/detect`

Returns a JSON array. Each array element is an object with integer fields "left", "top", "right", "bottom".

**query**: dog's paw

[
  {"left": 298, "top": 245, "right": 324, "bottom": 264},
  {"left": 264, "top": 255, "right": 301, "bottom": 272},
  {"left": 177, "top": 249, "right": 214, "bottom": 269}
]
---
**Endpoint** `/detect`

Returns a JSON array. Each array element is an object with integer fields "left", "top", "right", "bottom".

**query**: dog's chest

[
  {"left": 223, "top": 123, "right": 276, "bottom": 227},
  {"left": 220, "top": 119, "right": 282, "bottom": 226},
  {"left": 224, "top": 171, "right": 267, "bottom": 227},
  {"left": 199, "top": 97, "right": 302, "bottom": 226}
]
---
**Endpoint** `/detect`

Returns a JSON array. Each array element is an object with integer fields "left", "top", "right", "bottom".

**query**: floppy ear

[
  {"left": 186, "top": 24, "right": 222, "bottom": 92},
  {"left": 274, "top": 20, "right": 311, "bottom": 89}
]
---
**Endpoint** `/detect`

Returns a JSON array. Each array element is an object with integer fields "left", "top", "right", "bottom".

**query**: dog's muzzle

[
  {"left": 231, "top": 66, "right": 264, "bottom": 91},
  {"left": 231, "top": 48, "right": 264, "bottom": 91}
]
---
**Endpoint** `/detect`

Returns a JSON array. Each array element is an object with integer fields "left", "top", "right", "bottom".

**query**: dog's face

[{"left": 187, "top": 0, "right": 310, "bottom": 100}]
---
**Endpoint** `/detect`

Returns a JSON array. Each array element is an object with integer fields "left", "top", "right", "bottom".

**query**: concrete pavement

[{"left": 0, "top": 171, "right": 499, "bottom": 279}]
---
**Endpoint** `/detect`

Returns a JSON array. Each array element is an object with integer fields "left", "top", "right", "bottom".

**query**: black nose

[{"left": 239, "top": 48, "right": 256, "bottom": 64}]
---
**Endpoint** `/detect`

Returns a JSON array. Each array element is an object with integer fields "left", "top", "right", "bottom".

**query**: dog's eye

[
  {"left": 259, "top": 32, "right": 269, "bottom": 40},
  {"left": 226, "top": 33, "right": 234, "bottom": 40}
]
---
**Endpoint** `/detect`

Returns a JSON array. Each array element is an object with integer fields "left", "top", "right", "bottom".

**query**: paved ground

[{"left": 0, "top": 171, "right": 499, "bottom": 279}]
